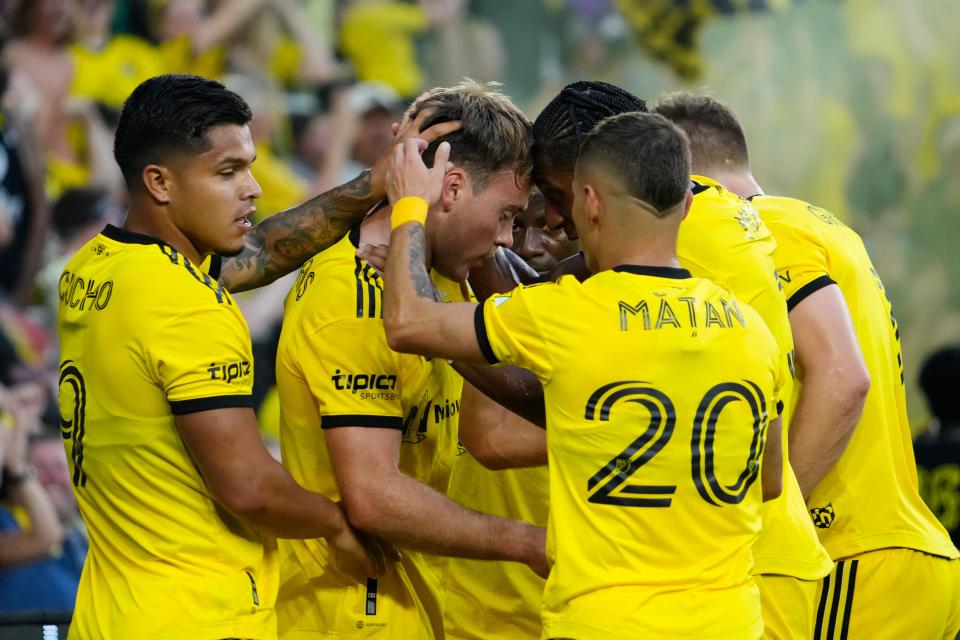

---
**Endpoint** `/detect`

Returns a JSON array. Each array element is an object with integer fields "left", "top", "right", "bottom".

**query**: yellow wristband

[{"left": 391, "top": 197, "right": 429, "bottom": 230}]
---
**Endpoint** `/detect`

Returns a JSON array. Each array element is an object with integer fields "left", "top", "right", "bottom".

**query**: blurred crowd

[{"left": 0, "top": 0, "right": 959, "bottom": 619}]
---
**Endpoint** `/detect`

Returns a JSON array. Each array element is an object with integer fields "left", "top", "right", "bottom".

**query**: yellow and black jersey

[
  {"left": 683, "top": 176, "right": 832, "bottom": 580},
  {"left": 275, "top": 229, "right": 465, "bottom": 639},
  {"left": 476, "top": 266, "right": 787, "bottom": 640},
  {"left": 754, "top": 194, "right": 959, "bottom": 561},
  {"left": 442, "top": 462, "right": 549, "bottom": 640},
  {"left": 57, "top": 225, "right": 276, "bottom": 640}
]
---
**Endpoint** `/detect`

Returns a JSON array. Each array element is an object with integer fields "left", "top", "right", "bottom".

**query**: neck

[
  {"left": 122, "top": 204, "right": 203, "bottom": 266},
  {"left": 697, "top": 166, "right": 763, "bottom": 200},
  {"left": 594, "top": 206, "right": 683, "bottom": 272}
]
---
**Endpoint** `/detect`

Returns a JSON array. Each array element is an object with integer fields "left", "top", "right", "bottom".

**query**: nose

[
  {"left": 514, "top": 227, "right": 544, "bottom": 259},
  {"left": 496, "top": 219, "right": 514, "bottom": 249},
  {"left": 246, "top": 169, "right": 263, "bottom": 200}
]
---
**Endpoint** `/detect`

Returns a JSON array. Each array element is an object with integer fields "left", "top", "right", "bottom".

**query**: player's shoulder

[
  {"left": 285, "top": 231, "right": 384, "bottom": 325},
  {"left": 65, "top": 226, "right": 237, "bottom": 313},
  {"left": 690, "top": 176, "right": 771, "bottom": 241}
]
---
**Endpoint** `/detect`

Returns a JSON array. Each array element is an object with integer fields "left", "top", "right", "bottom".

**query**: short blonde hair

[{"left": 409, "top": 79, "right": 533, "bottom": 191}]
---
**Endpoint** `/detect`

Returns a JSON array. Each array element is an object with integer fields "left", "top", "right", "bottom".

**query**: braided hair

[{"left": 532, "top": 81, "right": 647, "bottom": 172}]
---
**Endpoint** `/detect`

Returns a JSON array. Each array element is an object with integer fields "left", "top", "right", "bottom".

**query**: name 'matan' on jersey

[
  {"left": 475, "top": 265, "right": 789, "bottom": 640},
  {"left": 57, "top": 225, "right": 276, "bottom": 640}
]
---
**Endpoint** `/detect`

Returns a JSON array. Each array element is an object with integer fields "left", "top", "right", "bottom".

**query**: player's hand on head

[
  {"left": 373, "top": 98, "right": 461, "bottom": 196},
  {"left": 386, "top": 139, "right": 451, "bottom": 206}
]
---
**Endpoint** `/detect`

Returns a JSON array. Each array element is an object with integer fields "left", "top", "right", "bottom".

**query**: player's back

[
  {"left": 480, "top": 267, "right": 786, "bottom": 639},
  {"left": 754, "top": 195, "right": 958, "bottom": 560},
  {"left": 58, "top": 225, "right": 276, "bottom": 640},
  {"left": 679, "top": 177, "right": 832, "bottom": 580}
]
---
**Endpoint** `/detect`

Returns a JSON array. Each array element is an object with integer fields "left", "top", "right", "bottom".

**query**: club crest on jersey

[
  {"left": 810, "top": 503, "right": 835, "bottom": 528},
  {"left": 734, "top": 202, "right": 762, "bottom": 240}
]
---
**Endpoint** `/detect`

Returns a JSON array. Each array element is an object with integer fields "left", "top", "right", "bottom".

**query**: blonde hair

[{"left": 409, "top": 79, "right": 533, "bottom": 191}]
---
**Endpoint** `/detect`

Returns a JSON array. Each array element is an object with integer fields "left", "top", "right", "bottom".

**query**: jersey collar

[
  {"left": 612, "top": 265, "right": 692, "bottom": 279},
  {"left": 101, "top": 224, "right": 167, "bottom": 247}
]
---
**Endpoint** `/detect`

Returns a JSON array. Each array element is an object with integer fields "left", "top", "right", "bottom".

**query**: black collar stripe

[{"left": 612, "top": 265, "right": 692, "bottom": 279}]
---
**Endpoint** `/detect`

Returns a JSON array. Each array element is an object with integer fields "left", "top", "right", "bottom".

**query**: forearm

[
  {"left": 383, "top": 221, "right": 478, "bottom": 361},
  {"left": 220, "top": 170, "right": 378, "bottom": 292},
  {"left": 238, "top": 464, "right": 348, "bottom": 540},
  {"left": 788, "top": 374, "right": 866, "bottom": 499},
  {"left": 453, "top": 362, "right": 546, "bottom": 428},
  {"left": 460, "top": 383, "right": 547, "bottom": 469},
  {"left": 347, "top": 470, "right": 543, "bottom": 564},
  {"left": 761, "top": 416, "right": 783, "bottom": 502}
]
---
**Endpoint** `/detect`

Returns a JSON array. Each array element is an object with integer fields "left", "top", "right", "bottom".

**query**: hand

[
  {"left": 371, "top": 100, "right": 461, "bottom": 197},
  {"left": 385, "top": 139, "right": 450, "bottom": 206},
  {"left": 328, "top": 507, "right": 401, "bottom": 578},
  {"left": 356, "top": 243, "right": 389, "bottom": 275}
]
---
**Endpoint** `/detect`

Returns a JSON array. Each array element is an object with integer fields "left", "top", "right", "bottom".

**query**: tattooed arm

[
  {"left": 220, "top": 170, "right": 376, "bottom": 292},
  {"left": 219, "top": 110, "right": 462, "bottom": 292}
]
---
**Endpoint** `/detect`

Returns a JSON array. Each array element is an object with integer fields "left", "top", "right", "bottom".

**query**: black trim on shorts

[
  {"left": 612, "top": 265, "right": 692, "bottom": 279},
  {"left": 776, "top": 400, "right": 784, "bottom": 417},
  {"left": 474, "top": 305, "right": 499, "bottom": 365},
  {"left": 320, "top": 414, "right": 405, "bottom": 430},
  {"left": 787, "top": 275, "right": 836, "bottom": 312},
  {"left": 815, "top": 559, "right": 860, "bottom": 640},
  {"left": 169, "top": 394, "right": 254, "bottom": 415}
]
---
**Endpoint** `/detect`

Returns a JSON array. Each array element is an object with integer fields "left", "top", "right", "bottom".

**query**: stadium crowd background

[{"left": 0, "top": 0, "right": 959, "bottom": 628}]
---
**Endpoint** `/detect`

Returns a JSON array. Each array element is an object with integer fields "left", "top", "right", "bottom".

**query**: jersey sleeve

[
  {"left": 474, "top": 282, "right": 557, "bottom": 382},
  {"left": 763, "top": 214, "right": 835, "bottom": 312},
  {"left": 302, "top": 319, "right": 406, "bottom": 430},
  {"left": 147, "top": 305, "right": 254, "bottom": 414}
]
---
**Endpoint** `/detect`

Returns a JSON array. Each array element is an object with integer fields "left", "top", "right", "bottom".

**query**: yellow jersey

[
  {"left": 683, "top": 177, "right": 833, "bottom": 580},
  {"left": 57, "top": 225, "right": 276, "bottom": 640},
  {"left": 442, "top": 462, "right": 549, "bottom": 640},
  {"left": 339, "top": 2, "right": 428, "bottom": 97},
  {"left": 477, "top": 266, "right": 788, "bottom": 640},
  {"left": 70, "top": 35, "right": 164, "bottom": 109},
  {"left": 753, "top": 194, "right": 959, "bottom": 561},
  {"left": 275, "top": 230, "right": 464, "bottom": 639}
]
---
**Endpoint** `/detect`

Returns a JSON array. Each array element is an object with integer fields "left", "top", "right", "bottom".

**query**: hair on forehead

[
  {"left": 652, "top": 91, "right": 749, "bottom": 171},
  {"left": 407, "top": 79, "right": 533, "bottom": 192},
  {"left": 114, "top": 74, "right": 252, "bottom": 190},
  {"left": 578, "top": 112, "right": 691, "bottom": 217}
]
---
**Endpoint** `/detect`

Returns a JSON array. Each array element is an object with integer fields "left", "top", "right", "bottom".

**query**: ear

[
  {"left": 680, "top": 189, "right": 693, "bottom": 222},
  {"left": 439, "top": 167, "right": 467, "bottom": 212},
  {"left": 584, "top": 183, "right": 602, "bottom": 228},
  {"left": 142, "top": 164, "right": 172, "bottom": 205}
]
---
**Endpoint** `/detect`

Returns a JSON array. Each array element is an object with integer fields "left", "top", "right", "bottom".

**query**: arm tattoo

[
  {"left": 220, "top": 170, "right": 378, "bottom": 292},
  {"left": 407, "top": 225, "right": 441, "bottom": 302}
]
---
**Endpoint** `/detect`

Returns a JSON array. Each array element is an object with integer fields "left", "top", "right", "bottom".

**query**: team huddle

[{"left": 56, "top": 74, "right": 960, "bottom": 640}]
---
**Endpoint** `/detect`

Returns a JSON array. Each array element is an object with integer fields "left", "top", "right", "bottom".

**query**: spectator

[
  {"left": 915, "top": 345, "right": 960, "bottom": 547},
  {"left": 0, "top": 57, "right": 50, "bottom": 305},
  {"left": 0, "top": 384, "right": 65, "bottom": 578}
]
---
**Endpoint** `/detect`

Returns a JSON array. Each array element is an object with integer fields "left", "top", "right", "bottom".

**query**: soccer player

[
  {"left": 440, "top": 189, "right": 577, "bottom": 640},
  {"left": 653, "top": 92, "right": 960, "bottom": 639},
  {"left": 455, "top": 81, "right": 833, "bottom": 638},
  {"left": 56, "top": 74, "right": 393, "bottom": 640},
  {"left": 382, "top": 111, "right": 786, "bottom": 640},
  {"left": 274, "top": 81, "right": 548, "bottom": 640}
]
